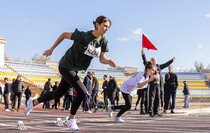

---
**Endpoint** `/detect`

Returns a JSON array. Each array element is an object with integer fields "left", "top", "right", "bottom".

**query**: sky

[{"left": 1, "top": 0, "right": 210, "bottom": 72}]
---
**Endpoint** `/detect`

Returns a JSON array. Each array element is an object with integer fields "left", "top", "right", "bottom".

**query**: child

[{"left": 109, "top": 61, "right": 156, "bottom": 122}]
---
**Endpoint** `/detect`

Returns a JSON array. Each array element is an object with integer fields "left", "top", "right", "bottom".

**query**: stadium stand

[
  {"left": 5, "top": 61, "right": 61, "bottom": 88},
  {"left": 0, "top": 60, "right": 209, "bottom": 98}
]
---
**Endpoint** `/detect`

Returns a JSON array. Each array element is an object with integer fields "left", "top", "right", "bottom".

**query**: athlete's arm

[
  {"left": 137, "top": 75, "right": 156, "bottom": 88},
  {"left": 124, "top": 72, "right": 139, "bottom": 76},
  {"left": 99, "top": 52, "right": 116, "bottom": 68},
  {"left": 43, "top": 32, "right": 72, "bottom": 57}
]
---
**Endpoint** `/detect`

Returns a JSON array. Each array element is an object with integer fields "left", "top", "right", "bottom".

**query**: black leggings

[
  {"left": 115, "top": 92, "right": 132, "bottom": 117},
  {"left": 38, "top": 66, "right": 87, "bottom": 115}
]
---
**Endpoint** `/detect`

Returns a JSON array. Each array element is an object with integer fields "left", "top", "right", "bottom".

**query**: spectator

[
  {"left": 3, "top": 78, "right": 10, "bottom": 111},
  {"left": 115, "top": 86, "right": 120, "bottom": 107},
  {"left": 24, "top": 86, "right": 31, "bottom": 107},
  {"left": 63, "top": 87, "right": 74, "bottom": 110},
  {"left": 0, "top": 82, "right": 2, "bottom": 104},
  {"left": 52, "top": 82, "right": 60, "bottom": 109},
  {"left": 107, "top": 76, "right": 117, "bottom": 109},
  {"left": 12, "top": 75, "right": 25, "bottom": 112},
  {"left": 83, "top": 71, "right": 92, "bottom": 113},
  {"left": 92, "top": 72, "right": 99, "bottom": 112},
  {"left": 183, "top": 81, "right": 190, "bottom": 108},
  {"left": 134, "top": 88, "right": 147, "bottom": 114},
  {"left": 102, "top": 75, "right": 108, "bottom": 111},
  {"left": 44, "top": 78, "right": 53, "bottom": 109},
  {"left": 163, "top": 66, "right": 178, "bottom": 113},
  {"left": 10, "top": 79, "right": 15, "bottom": 107}
]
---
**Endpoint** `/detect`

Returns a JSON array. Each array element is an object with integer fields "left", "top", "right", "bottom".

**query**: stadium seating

[{"left": 0, "top": 60, "right": 209, "bottom": 98}]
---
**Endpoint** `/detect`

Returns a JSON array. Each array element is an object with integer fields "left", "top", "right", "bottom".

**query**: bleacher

[
  {"left": 0, "top": 65, "right": 19, "bottom": 81},
  {"left": 0, "top": 60, "right": 209, "bottom": 98},
  {"left": 5, "top": 61, "right": 61, "bottom": 88}
]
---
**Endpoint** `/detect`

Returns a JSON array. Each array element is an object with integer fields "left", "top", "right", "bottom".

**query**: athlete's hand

[
  {"left": 149, "top": 75, "right": 157, "bottom": 81},
  {"left": 172, "top": 57, "right": 175, "bottom": 61},
  {"left": 43, "top": 49, "right": 53, "bottom": 57},
  {"left": 108, "top": 60, "right": 116, "bottom": 68}
]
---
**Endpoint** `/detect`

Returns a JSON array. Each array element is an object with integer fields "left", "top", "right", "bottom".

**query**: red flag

[{"left": 142, "top": 34, "right": 158, "bottom": 50}]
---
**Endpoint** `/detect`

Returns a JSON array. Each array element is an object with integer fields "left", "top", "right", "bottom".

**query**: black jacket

[
  {"left": 142, "top": 54, "right": 173, "bottom": 90},
  {"left": 102, "top": 80, "right": 108, "bottom": 93},
  {"left": 183, "top": 84, "right": 190, "bottom": 95},
  {"left": 12, "top": 80, "right": 24, "bottom": 93},
  {"left": 3, "top": 83, "right": 9, "bottom": 95},
  {"left": 165, "top": 72, "right": 178, "bottom": 89},
  {"left": 107, "top": 79, "right": 117, "bottom": 92},
  {"left": 24, "top": 87, "right": 31, "bottom": 98},
  {"left": 0, "top": 86, "right": 2, "bottom": 95}
]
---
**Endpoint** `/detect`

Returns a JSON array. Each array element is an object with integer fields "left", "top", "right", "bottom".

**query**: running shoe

[
  {"left": 108, "top": 105, "right": 113, "bottom": 118},
  {"left": 2, "top": 108, "right": 10, "bottom": 111},
  {"left": 67, "top": 119, "right": 79, "bottom": 131},
  {"left": 25, "top": 98, "right": 34, "bottom": 116},
  {"left": 114, "top": 116, "right": 125, "bottom": 123},
  {"left": 84, "top": 110, "right": 92, "bottom": 114},
  {"left": 154, "top": 114, "right": 162, "bottom": 117}
]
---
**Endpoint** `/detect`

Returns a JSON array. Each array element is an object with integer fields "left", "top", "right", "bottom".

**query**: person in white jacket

[{"left": 109, "top": 61, "right": 156, "bottom": 122}]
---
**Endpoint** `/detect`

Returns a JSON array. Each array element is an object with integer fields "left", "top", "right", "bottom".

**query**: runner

[
  {"left": 109, "top": 61, "right": 156, "bottom": 122},
  {"left": 25, "top": 15, "right": 116, "bottom": 131}
]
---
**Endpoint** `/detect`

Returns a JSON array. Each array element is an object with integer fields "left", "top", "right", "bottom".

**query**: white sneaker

[
  {"left": 4, "top": 109, "right": 10, "bottom": 112},
  {"left": 114, "top": 116, "right": 125, "bottom": 123},
  {"left": 25, "top": 99, "right": 34, "bottom": 116},
  {"left": 67, "top": 119, "right": 79, "bottom": 131},
  {"left": 108, "top": 105, "right": 113, "bottom": 118},
  {"left": 84, "top": 110, "right": 92, "bottom": 114}
]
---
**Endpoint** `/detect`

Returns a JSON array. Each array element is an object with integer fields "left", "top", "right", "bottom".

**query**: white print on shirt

[{"left": 84, "top": 44, "right": 101, "bottom": 58}]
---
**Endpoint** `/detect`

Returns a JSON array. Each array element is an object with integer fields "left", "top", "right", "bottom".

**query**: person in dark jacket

[
  {"left": 0, "top": 82, "right": 2, "bottom": 104},
  {"left": 102, "top": 75, "right": 108, "bottom": 111},
  {"left": 24, "top": 86, "right": 31, "bottom": 107},
  {"left": 83, "top": 71, "right": 92, "bottom": 113},
  {"left": 3, "top": 78, "right": 10, "bottom": 111},
  {"left": 43, "top": 78, "right": 53, "bottom": 109},
  {"left": 92, "top": 72, "right": 99, "bottom": 112},
  {"left": 141, "top": 49, "right": 175, "bottom": 117},
  {"left": 12, "top": 75, "right": 25, "bottom": 112},
  {"left": 63, "top": 87, "right": 74, "bottom": 110},
  {"left": 163, "top": 65, "right": 178, "bottom": 113},
  {"left": 183, "top": 81, "right": 190, "bottom": 108},
  {"left": 107, "top": 76, "right": 117, "bottom": 108},
  {"left": 115, "top": 86, "right": 120, "bottom": 107},
  {"left": 52, "top": 82, "right": 60, "bottom": 109}
]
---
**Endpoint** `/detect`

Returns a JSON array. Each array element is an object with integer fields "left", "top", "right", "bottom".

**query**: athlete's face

[
  {"left": 103, "top": 76, "right": 107, "bottom": 80},
  {"left": 147, "top": 67, "right": 155, "bottom": 76},
  {"left": 96, "top": 21, "right": 110, "bottom": 35}
]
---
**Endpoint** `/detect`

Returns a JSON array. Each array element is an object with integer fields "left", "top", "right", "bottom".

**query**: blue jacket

[{"left": 83, "top": 75, "right": 92, "bottom": 95}]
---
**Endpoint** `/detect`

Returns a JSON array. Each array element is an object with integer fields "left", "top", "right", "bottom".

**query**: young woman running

[
  {"left": 25, "top": 16, "right": 116, "bottom": 131},
  {"left": 109, "top": 61, "right": 156, "bottom": 122}
]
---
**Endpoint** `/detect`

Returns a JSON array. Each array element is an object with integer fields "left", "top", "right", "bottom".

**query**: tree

[
  {"left": 194, "top": 61, "right": 204, "bottom": 72},
  {"left": 32, "top": 53, "right": 50, "bottom": 64}
]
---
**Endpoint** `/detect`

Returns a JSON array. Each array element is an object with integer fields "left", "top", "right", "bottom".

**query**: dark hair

[
  {"left": 104, "top": 75, "right": 107, "bottom": 78},
  {"left": 4, "top": 77, "right": 8, "bottom": 81},
  {"left": 145, "top": 61, "right": 155, "bottom": 70},
  {"left": 93, "top": 16, "right": 111, "bottom": 29},
  {"left": 55, "top": 81, "right": 58, "bottom": 84}
]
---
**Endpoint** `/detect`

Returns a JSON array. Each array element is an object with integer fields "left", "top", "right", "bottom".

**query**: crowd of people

[
  {"left": 0, "top": 15, "right": 191, "bottom": 131},
  {"left": 0, "top": 75, "right": 31, "bottom": 112}
]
